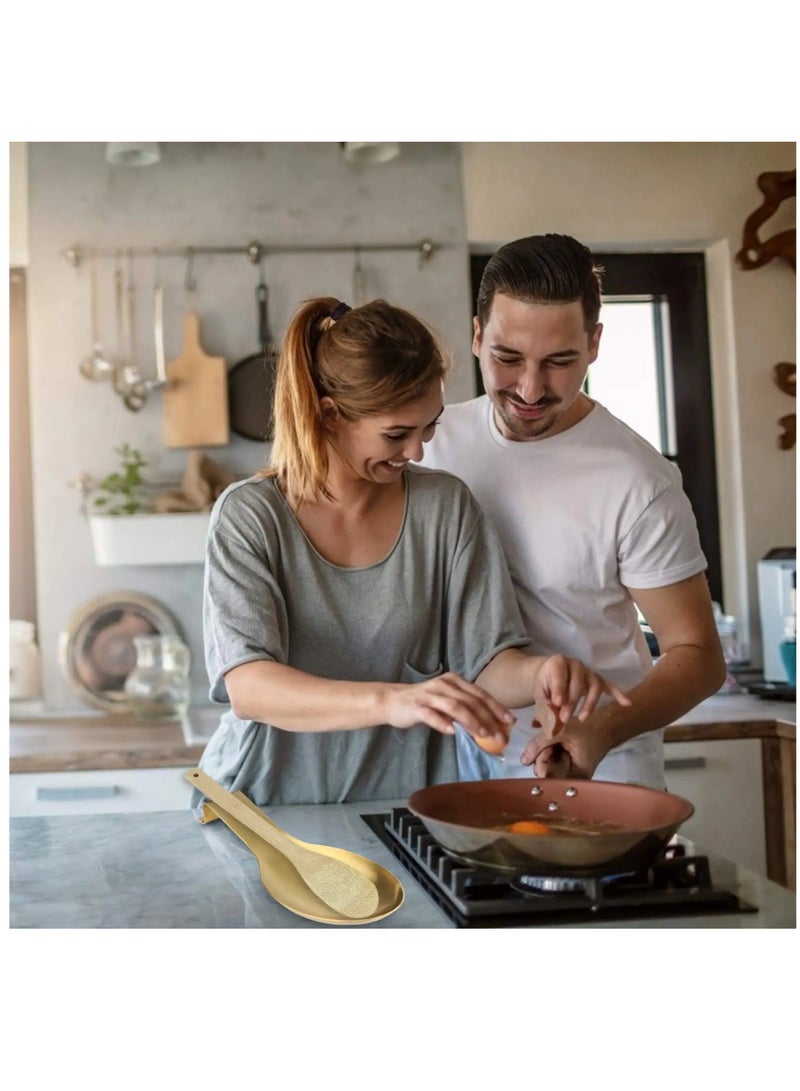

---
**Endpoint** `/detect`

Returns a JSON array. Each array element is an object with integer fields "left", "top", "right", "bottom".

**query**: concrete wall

[
  {"left": 25, "top": 142, "right": 472, "bottom": 711},
  {"left": 460, "top": 142, "right": 797, "bottom": 663}
]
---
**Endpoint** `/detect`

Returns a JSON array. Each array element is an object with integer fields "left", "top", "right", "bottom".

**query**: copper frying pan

[{"left": 407, "top": 778, "right": 694, "bottom": 877}]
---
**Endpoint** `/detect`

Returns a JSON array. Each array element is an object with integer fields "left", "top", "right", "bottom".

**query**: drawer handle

[
  {"left": 36, "top": 785, "right": 120, "bottom": 801},
  {"left": 664, "top": 757, "right": 707, "bottom": 771}
]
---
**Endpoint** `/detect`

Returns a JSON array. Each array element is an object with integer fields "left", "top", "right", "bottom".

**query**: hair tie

[{"left": 330, "top": 301, "right": 351, "bottom": 321}]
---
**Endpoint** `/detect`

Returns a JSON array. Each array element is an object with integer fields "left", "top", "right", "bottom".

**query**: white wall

[
  {"left": 25, "top": 142, "right": 473, "bottom": 711},
  {"left": 460, "top": 141, "right": 797, "bottom": 663},
  {"left": 9, "top": 141, "right": 29, "bottom": 266}
]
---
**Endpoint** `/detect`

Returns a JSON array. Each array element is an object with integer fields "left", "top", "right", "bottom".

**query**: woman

[{"left": 195, "top": 297, "right": 629, "bottom": 806}]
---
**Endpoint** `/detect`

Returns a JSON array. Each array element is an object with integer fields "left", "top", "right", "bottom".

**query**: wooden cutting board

[{"left": 162, "top": 311, "right": 230, "bottom": 448}]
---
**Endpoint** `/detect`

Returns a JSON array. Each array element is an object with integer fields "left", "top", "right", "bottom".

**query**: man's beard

[{"left": 495, "top": 396, "right": 559, "bottom": 439}]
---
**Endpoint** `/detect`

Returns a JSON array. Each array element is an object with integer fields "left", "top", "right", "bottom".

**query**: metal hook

[
  {"left": 184, "top": 248, "right": 197, "bottom": 293},
  {"left": 247, "top": 241, "right": 263, "bottom": 264},
  {"left": 418, "top": 238, "right": 435, "bottom": 267}
]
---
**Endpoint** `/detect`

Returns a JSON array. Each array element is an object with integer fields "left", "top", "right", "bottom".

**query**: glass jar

[
  {"left": 124, "top": 635, "right": 191, "bottom": 719},
  {"left": 712, "top": 602, "right": 743, "bottom": 695},
  {"left": 9, "top": 619, "right": 43, "bottom": 700}
]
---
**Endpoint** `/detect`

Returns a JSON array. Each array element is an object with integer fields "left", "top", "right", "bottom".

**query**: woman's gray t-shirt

[{"left": 198, "top": 465, "right": 530, "bottom": 805}]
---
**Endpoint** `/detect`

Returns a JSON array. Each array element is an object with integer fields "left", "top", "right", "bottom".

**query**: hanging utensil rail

[{"left": 63, "top": 238, "right": 439, "bottom": 266}]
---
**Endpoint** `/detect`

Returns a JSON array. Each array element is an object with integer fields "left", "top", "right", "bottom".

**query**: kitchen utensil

[
  {"left": 185, "top": 769, "right": 381, "bottom": 918},
  {"left": 58, "top": 592, "right": 184, "bottom": 712},
  {"left": 161, "top": 304, "right": 229, "bottom": 447},
  {"left": 228, "top": 262, "right": 278, "bottom": 442},
  {"left": 114, "top": 250, "right": 149, "bottom": 411},
  {"left": 200, "top": 789, "right": 404, "bottom": 925},
  {"left": 79, "top": 252, "right": 115, "bottom": 381},
  {"left": 123, "top": 276, "right": 172, "bottom": 412},
  {"left": 408, "top": 777, "right": 694, "bottom": 876}
]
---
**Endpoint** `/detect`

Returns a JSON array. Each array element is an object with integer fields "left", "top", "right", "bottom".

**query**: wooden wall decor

[
  {"left": 774, "top": 362, "right": 796, "bottom": 450},
  {"left": 735, "top": 169, "right": 796, "bottom": 449},
  {"left": 735, "top": 169, "right": 796, "bottom": 271}
]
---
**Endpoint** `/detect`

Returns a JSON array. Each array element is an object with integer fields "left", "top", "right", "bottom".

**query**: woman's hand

[
  {"left": 381, "top": 671, "right": 514, "bottom": 741},
  {"left": 532, "top": 655, "right": 631, "bottom": 725}
]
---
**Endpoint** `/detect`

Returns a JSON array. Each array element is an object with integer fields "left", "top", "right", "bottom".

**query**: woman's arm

[{"left": 224, "top": 659, "right": 515, "bottom": 739}]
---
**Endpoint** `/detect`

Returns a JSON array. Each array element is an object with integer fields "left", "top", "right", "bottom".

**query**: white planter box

[{"left": 89, "top": 512, "right": 210, "bottom": 567}]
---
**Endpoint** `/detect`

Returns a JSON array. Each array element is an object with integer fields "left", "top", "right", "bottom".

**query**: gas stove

[{"left": 361, "top": 807, "right": 758, "bottom": 928}]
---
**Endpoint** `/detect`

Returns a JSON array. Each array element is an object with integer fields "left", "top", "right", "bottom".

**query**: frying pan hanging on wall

[{"left": 228, "top": 265, "right": 279, "bottom": 442}]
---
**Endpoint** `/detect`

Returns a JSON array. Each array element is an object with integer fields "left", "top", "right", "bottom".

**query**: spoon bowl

[{"left": 80, "top": 344, "right": 115, "bottom": 381}]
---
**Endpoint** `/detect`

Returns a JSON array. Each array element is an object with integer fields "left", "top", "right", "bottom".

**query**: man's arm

[{"left": 522, "top": 572, "right": 726, "bottom": 777}]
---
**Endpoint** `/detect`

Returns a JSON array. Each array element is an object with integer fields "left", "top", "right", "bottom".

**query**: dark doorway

[{"left": 469, "top": 251, "right": 723, "bottom": 607}]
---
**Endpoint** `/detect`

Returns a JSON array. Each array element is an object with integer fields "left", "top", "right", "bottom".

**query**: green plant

[{"left": 92, "top": 443, "right": 148, "bottom": 516}]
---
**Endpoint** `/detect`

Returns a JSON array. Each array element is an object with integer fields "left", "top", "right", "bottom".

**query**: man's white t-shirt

[{"left": 423, "top": 396, "right": 708, "bottom": 789}]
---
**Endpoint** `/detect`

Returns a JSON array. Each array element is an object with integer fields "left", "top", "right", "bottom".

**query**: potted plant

[{"left": 87, "top": 444, "right": 212, "bottom": 567}]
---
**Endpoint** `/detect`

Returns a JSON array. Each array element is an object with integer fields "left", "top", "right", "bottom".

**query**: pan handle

[
  {"left": 538, "top": 742, "right": 572, "bottom": 779},
  {"left": 256, "top": 282, "right": 270, "bottom": 349}
]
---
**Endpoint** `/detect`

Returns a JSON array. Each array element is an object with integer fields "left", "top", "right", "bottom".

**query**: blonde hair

[{"left": 262, "top": 297, "right": 450, "bottom": 506}]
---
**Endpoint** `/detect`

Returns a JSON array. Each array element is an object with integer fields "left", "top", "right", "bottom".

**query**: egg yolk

[{"left": 508, "top": 820, "right": 551, "bottom": 835}]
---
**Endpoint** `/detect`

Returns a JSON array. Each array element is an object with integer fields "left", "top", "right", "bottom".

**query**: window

[{"left": 470, "top": 251, "right": 722, "bottom": 606}]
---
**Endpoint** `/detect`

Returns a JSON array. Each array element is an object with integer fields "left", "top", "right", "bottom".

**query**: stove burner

[
  {"left": 512, "top": 873, "right": 596, "bottom": 896},
  {"left": 360, "top": 807, "right": 757, "bottom": 928}
]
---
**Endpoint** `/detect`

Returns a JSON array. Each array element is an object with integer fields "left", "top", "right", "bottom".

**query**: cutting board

[{"left": 162, "top": 311, "right": 230, "bottom": 448}]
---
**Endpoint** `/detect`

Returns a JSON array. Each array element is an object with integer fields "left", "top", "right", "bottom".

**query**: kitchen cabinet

[
  {"left": 9, "top": 766, "right": 194, "bottom": 817},
  {"left": 665, "top": 738, "right": 765, "bottom": 876}
]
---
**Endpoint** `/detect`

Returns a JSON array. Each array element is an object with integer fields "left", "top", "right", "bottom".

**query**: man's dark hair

[{"left": 476, "top": 234, "right": 605, "bottom": 333}]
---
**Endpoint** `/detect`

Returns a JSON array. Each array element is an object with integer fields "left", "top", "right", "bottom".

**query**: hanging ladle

[
  {"left": 185, "top": 769, "right": 384, "bottom": 920},
  {"left": 79, "top": 251, "right": 115, "bottom": 381},
  {"left": 112, "top": 252, "right": 147, "bottom": 409},
  {"left": 123, "top": 253, "right": 172, "bottom": 410}
]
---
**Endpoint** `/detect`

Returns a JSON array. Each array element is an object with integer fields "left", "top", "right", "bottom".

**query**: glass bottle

[
  {"left": 9, "top": 619, "right": 43, "bottom": 700},
  {"left": 124, "top": 635, "right": 191, "bottom": 719}
]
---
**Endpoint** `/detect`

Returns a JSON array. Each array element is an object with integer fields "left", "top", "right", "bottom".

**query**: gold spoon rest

[{"left": 187, "top": 772, "right": 404, "bottom": 925}]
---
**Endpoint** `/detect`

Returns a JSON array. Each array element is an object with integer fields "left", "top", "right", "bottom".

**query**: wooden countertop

[
  {"left": 9, "top": 714, "right": 207, "bottom": 773},
  {"left": 9, "top": 693, "right": 795, "bottom": 775}
]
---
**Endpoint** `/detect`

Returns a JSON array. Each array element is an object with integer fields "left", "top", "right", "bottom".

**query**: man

[{"left": 423, "top": 233, "right": 725, "bottom": 789}]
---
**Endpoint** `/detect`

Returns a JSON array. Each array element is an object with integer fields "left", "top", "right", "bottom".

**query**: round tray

[{"left": 58, "top": 591, "right": 184, "bottom": 712}]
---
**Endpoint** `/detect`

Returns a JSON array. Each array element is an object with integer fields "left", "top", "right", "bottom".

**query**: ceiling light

[
  {"left": 340, "top": 142, "right": 400, "bottom": 165},
  {"left": 105, "top": 142, "right": 161, "bottom": 167}
]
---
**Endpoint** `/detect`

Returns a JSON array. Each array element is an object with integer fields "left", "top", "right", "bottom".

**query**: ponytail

[{"left": 263, "top": 297, "right": 340, "bottom": 506}]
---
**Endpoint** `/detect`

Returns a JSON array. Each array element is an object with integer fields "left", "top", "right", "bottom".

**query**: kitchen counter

[
  {"left": 9, "top": 799, "right": 796, "bottom": 929},
  {"left": 10, "top": 693, "right": 795, "bottom": 891},
  {"left": 9, "top": 694, "right": 795, "bottom": 775}
]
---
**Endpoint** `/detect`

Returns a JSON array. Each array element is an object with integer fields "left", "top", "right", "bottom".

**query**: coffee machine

[{"left": 756, "top": 547, "right": 796, "bottom": 688}]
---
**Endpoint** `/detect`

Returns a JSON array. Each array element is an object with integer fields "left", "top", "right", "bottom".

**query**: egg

[{"left": 475, "top": 733, "right": 508, "bottom": 756}]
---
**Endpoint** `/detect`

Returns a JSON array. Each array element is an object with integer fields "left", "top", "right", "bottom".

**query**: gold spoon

[
  {"left": 185, "top": 769, "right": 384, "bottom": 920},
  {"left": 199, "top": 791, "right": 404, "bottom": 926}
]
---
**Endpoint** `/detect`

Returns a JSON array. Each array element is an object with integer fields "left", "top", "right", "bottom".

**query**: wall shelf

[{"left": 89, "top": 512, "right": 209, "bottom": 567}]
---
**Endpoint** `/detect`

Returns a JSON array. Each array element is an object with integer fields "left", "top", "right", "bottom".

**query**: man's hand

[
  {"left": 532, "top": 655, "right": 631, "bottom": 725},
  {"left": 520, "top": 713, "right": 613, "bottom": 779}
]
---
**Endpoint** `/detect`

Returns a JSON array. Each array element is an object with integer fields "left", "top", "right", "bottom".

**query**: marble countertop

[
  {"left": 10, "top": 798, "right": 795, "bottom": 929},
  {"left": 9, "top": 693, "right": 795, "bottom": 775}
]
